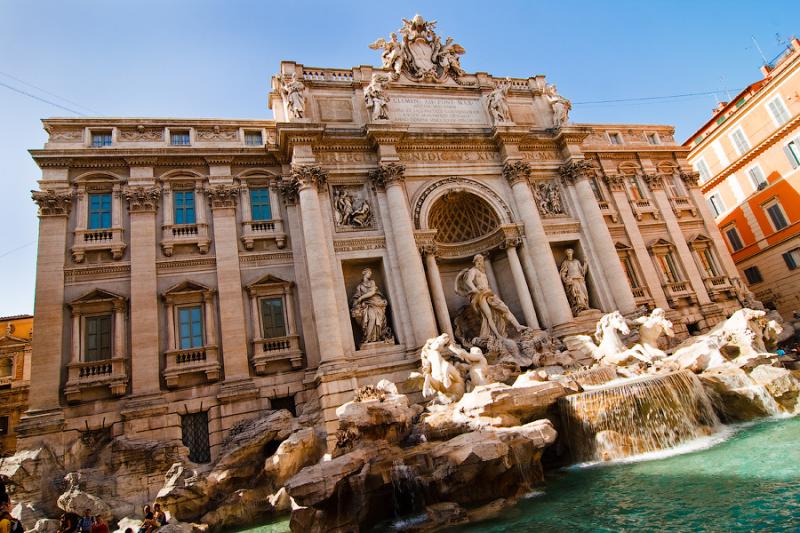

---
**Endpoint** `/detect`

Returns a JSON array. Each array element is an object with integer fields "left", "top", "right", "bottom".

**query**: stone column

[
  {"left": 482, "top": 255, "right": 501, "bottom": 295},
  {"left": 603, "top": 174, "right": 670, "bottom": 309},
  {"left": 113, "top": 300, "right": 126, "bottom": 358},
  {"left": 70, "top": 312, "right": 80, "bottom": 364},
  {"left": 502, "top": 237, "right": 540, "bottom": 329},
  {"left": 560, "top": 161, "right": 636, "bottom": 314},
  {"left": 282, "top": 165, "right": 345, "bottom": 362},
  {"left": 517, "top": 244, "right": 550, "bottom": 327},
  {"left": 28, "top": 190, "right": 72, "bottom": 413},
  {"left": 369, "top": 163, "right": 437, "bottom": 345},
  {"left": 644, "top": 174, "right": 712, "bottom": 305},
  {"left": 503, "top": 162, "right": 573, "bottom": 327},
  {"left": 207, "top": 185, "right": 251, "bottom": 379},
  {"left": 123, "top": 185, "right": 162, "bottom": 396},
  {"left": 681, "top": 171, "right": 740, "bottom": 279},
  {"left": 421, "top": 244, "right": 453, "bottom": 338}
]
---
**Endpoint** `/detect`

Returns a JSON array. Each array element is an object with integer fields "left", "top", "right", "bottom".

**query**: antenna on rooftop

[{"left": 751, "top": 35, "right": 769, "bottom": 65}]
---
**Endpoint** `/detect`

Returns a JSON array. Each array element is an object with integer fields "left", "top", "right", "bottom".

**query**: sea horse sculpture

[{"left": 414, "top": 333, "right": 465, "bottom": 404}]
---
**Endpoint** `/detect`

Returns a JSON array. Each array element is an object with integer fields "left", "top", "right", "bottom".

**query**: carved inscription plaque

[{"left": 388, "top": 96, "right": 486, "bottom": 125}]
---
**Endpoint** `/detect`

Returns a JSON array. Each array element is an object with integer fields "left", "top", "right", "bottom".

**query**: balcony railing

[
  {"left": 64, "top": 357, "right": 127, "bottom": 403},
  {"left": 241, "top": 219, "right": 287, "bottom": 250},
  {"left": 629, "top": 198, "right": 660, "bottom": 221},
  {"left": 163, "top": 345, "right": 220, "bottom": 388},
  {"left": 597, "top": 200, "right": 619, "bottom": 223},
  {"left": 72, "top": 227, "right": 126, "bottom": 262},
  {"left": 251, "top": 335, "right": 303, "bottom": 375},
  {"left": 161, "top": 223, "right": 210, "bottom": 256},
  {"left": 669, "top": 195, "right": 697, "bottom": 218},
  {"left": 302, "top": 68, "right": 355, "bottom": 83}
]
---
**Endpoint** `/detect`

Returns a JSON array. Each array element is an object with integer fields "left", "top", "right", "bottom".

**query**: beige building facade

[
  {"left": 0, "top": 315, "right": 32, "bottom": 455},
  {"left": 686, "top": 37, "right": 800, "bottom": 320},
  {"left": 20, "top": 16, "right": 744, "bottom": 474}
]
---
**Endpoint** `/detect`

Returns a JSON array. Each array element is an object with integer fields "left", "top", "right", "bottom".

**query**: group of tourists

[{"left": 57, "top": 509, "right": 109, "bottom": 533}]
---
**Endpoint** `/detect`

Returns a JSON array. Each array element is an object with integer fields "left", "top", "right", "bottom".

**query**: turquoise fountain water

[{"left": 454, "top": 416, "right": 800, "bottom": 532}]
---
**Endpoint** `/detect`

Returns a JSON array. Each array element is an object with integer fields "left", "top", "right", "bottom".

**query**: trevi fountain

[{"left": 13, "top": 13, "right": 800, "bottom": 533}]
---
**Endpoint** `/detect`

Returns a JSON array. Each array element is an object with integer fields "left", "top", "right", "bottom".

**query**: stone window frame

[
  {"left": 246, "top": 274, "right": 302, "bottom": 374},
  {"left": 648, "top": 238, "right": 687, "bottom": 285},
  {"left": 71, "top": 172, "right": 126, "bottom": 263},
  {"left": 766, "top": 94, "right": 791, "bottom": 127},
  {"left": 167, "top": 127, "right": 194, "bottom": 146},
  {"left": 761, "top": 197, "right": 790, "bottom": 232},
  {"left": 65, "top": 288, "right": 128, "bottom": 403},
  {"left": 687, "top": 234, "right": 724, "bottom": 278},
  {"left": 159, "top": 172, "right": 211, "bottom": 256},
  {"left": 162, "top": 280, "right": 221, "bottom": 389},
  {"left": 236, "top": 171, "right": 286, "bottom": 250},
  {"left": 88, "top": 128, "right": 115, "bottom": 148},
  {"left": 241, "top": 127, "right": 267, "bottom": 147}
]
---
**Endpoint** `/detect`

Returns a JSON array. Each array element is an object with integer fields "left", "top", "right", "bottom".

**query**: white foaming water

[
  {"left": 522, "top": 490, "right": 546, "bottom": 499},
  {"left": 391, "top": 513, "right": 427, "bottom": 530}
]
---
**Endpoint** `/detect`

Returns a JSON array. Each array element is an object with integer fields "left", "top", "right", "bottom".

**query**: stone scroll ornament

[{"left": 369, "top": 14, "right": 466, "bottom": 83}]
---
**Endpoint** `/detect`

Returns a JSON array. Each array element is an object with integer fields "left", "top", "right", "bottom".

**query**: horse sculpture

[{"left": 417, "top": 333, "right": 466, "bottom": 404}]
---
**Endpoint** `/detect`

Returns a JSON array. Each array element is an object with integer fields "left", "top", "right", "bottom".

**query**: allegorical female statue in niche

[{"left": 351, "top": 268, "right": 394, "bottom": 346}]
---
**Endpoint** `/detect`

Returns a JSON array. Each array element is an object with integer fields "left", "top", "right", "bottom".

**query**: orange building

[
  {"left": 686, "top": 37, "right": 800, "bottom": 320},
  {"left": 0, "top": 315, "right": 32, "bottom": 455}
]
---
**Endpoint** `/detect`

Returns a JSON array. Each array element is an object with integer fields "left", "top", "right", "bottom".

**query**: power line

[
  {"left": 0, "top": 80, "right": 86, "bottom": 115},
  {"left": 0, "top": 242, "right": 35, "bottom": 261},
  {"left": 573, "top": 88, "right": 746, "bottom": 106},
  {"left": 0, "top": 71, "right": 100, "bottom": 114}
]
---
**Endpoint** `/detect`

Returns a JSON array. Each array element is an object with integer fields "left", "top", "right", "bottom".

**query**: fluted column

[
  {"left": 502, "top": 237, "right": 540, "bottom": 329},
  {"left": 282, "top": 166, "right": 345, "bottom": 362},
  {"left": 644, "top": 173, "right": 711, "bottom": 305},
  {"left": 560, "top": 160, "right": 637, "bottom": 314},
  {"left": 369, "top": 163, "right": 437, "bottom": 345},
  {"left": 207, "top": 184, "right": 251, "bottom": 379},
  {"left": 124, "top": 185, "right": 162, "bottom": 395},
  {"left": 29, "top": 190, "right": 72, "bottom": 412},
  {"left": 420, "top": 244, "right": 453, "bottom": 338},
  {"left": 503, "top": 162, "right": 573, "bottom": 326}
]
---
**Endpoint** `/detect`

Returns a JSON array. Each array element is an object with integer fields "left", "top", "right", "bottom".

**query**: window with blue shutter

[
  {"left": 250, "top": 188, "right": 272, "bottom": 221},
  {"left": 88, "top": 193, "right": 112, "bottom": 229},
  {"left": 174, "top": 191, "right": 196, "bottom": 225},
  {"left": 178, "top": 306, "right": 204, "bottom": 349}
]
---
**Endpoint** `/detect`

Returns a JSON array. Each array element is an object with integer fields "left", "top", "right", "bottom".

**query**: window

[
  {"left": 178, "top": 306, "right": 204, "bottom": 349},
  {"left": 783, "top": 248, "right": 800, "bottom": 270},
  {"left": 244, "top": 131, "right": 263, "bottom": 146},
  {"left": 627, "top": 176, "right": 645, "bottom": 200},
  {"left": 730, "top": 128, "right": 750, "bottom": 156},
  {"left": 662, "top": 253, "right": 682, "bottom": 283},
  {"left": 173, "top": 191, "right": 196, "bottom": 225},
  {"left": 764, "top": 200, "right": 789, "bottom": 231},
  {"left": 725, "top": 226, "right": 744, "bottom": 252},
  {"left": 91, "top": 131, "right": 112, "bottom": 147},
  {"left": 708, "top": 193, "right": 725, "bottom": 217},
  {"left": 88, "top": 193, "right": 112, "bottom": 229},
  {"left": 260, "top": 297, "right": 287, "bottom": 339},
  {"left": 170, "top": 131, "right": 191, "bottom": 146},
  {"left": 767, "top": 96, "right": 791, "bottom": 126},
  {"left": 784, "top": 139, "right": 800, "bottom": 169},
  {"left": 249, "top": 188, "right": 272, "bottom": 221},
  {"left": 621, "top": 255, "right": 641, "bottom": 288},
  {"left": 647, "top": 133, "right": 660, "bottom": 145},
  {"left": 271, "top": 395, "right": 296, "bottom": 416},
  {"left": 701, "top": 248, "right": 720, "bottom": 277},
  {"left": 608, "top": 133, "right": 622, "bottom": 145},
  {"left": 744, "top": 266, "right": 763, "bottom": 284},
  {"left": 0, "top": 359, "right": 12, "bottom": 378},
  {"left": 747, "top": 165, "right": 767, "bottom": 190},
  {"left": 181, "top": 412, "right": 210, "bottom": 463},
  {"left": 589, "top": 177, "right": 604, "bottom": 201},
  {"left": 85, "top": 314, "right": 112, "bottom": 362},
  {"left": 695, "top": 158, "right": 712, "bottom": 182}
]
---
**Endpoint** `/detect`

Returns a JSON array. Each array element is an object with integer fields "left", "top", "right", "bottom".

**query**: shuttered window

[
  {"left": 88, "top": 193, "right": 112, "bottom": 229},
  {"left": 178, "top": 306, "right": 204, "bottom": 349},
  {"left": 744, "top": 266, "right": 762, "bottom": 284},
  {"left": 174, "top": 191, "right": 196, "bottom": 225},
  {"left": 260, "top": 297, "right": 286, "bottom": 339},
  {"left": 85, "top": 315, "right": 112, "bottom": 362},
  {"left": 250, "top": 188, "right": 272, "bottom": 221}
]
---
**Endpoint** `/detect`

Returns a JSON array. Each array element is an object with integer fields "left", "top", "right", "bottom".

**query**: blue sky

[{"left": 0, "top": 0, "right": 796, "bottom": 316}]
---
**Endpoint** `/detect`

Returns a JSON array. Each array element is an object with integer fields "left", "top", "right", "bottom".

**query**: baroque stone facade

[{"left": 21, "top": 15, "right": 743, "bottom": 504}]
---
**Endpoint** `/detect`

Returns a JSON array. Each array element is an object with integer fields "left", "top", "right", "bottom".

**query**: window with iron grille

[
  {"left": 85, "top": 315, "right": 112, "bottom": 362},
  {"left": 170, "top": 131, "right": 191, "bottom": 146},
  {"left": 244, "top": 131, "right": 263, "bottom": 146},
  {"left": 173, "top": 191, "right": 196, "bottom": 224},
  {"left": 181, "top": 412, "right": 210, "bottom": 463},
  {"left": 250, "top": 188, "right": 272, "bottom": 220},
  {"left": 743, "top": 266, "right": 762, "bottom": 284},
  {"left": 88, "top": 193, "right": 112, "bottom": 229},
  {"left": 91, "top": 131, "right": 112, "bottom": 147}
]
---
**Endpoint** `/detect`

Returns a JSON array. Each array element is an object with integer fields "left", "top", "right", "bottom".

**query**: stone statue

[
  {"left": 334, "top": 188, "right": 372, "bottom": 228},
  {"left": 486, "top": 81, "right": 511, "bottom": 124},
  {"left": 546, "top": 84, "right": 571, "bottom": 129},
  {"left": 431, "top": 35, "right": 466, "bottom": 78},
  {"left": 560, "top": 248, "right": 590, "bottom": 315},
  {"left": 418, "top": 333, "right": 465, "bottom": 403},
  {"left": 364, "top": 73, "right": 390, "bottom": 121},
  {"left": 631, "top": 308, "right": 674, "bottom": 360},
  {"left": 350, "top": 198, "right": 372, "bottom": 227},
  {"left": 448, "top": 342, "right": 488, "bottom": 390},
  {"left": 455, "top": 254, "right": 526, "bottom": 340},
  {"left": 532, "top": 181, "right": 566, "bottom": 216},
  {"left": 350, "top": 268, "right": 393, "bottom": 346},
  {"left": 281, "top": 74, "right": 306, "bottom": 119},
  {"left": 368, "top": 32, "right": 404, "bottom": 76},
  {"left": 568, "top": 311, "right": 653, "bottom": 376}
]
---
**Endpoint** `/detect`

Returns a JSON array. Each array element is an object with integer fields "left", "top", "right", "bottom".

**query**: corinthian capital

[
  {"left": 679, "top": 171, "right": 701, "bottom": 188},
  {"left": 642, "top": 173, "right": 665, "bottom": 191},
  {"left": 368, "top": 162, "right": 406, "bottom": 189},
  {"left": 206, "top": 185, "right": 240, "bottom": 208},
  {"left": 124, "top": 186, "right": 161, "bottom": 212},
  {"left": 290, "top": 165, "right": 328, "bottom": 192},
  {"left": 31, "top": 189, "right": 72, "bottom": 216},
  {"left": 603, "top": 174, "right": 626, "bottom": 192},
  {"left": 502, "top": 161, "right": 532, "bottom": 186},
  {"left": 558, "top": 159, "right": 595, "bottom": 186}
]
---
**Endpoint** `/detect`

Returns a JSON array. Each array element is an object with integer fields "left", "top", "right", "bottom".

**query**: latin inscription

[{"left": 388, "top": 96, "right": 486, "bottom": 125}]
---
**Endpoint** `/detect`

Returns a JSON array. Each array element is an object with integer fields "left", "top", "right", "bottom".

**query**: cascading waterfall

[{"left": 559, "top": 370, "right": 721, "bottom": 462}]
